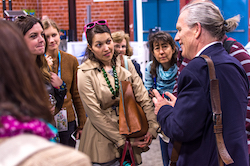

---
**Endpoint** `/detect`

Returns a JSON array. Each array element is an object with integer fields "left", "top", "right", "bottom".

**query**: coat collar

[
  {"left": 78, "top": 59, "right": 101, "bottom": 71},
  {"left": 78, "top": 55, "right": 132, "bottom": 80}
]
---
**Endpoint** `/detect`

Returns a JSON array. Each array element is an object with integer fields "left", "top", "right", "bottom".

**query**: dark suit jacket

[{"left": 158, "top": 43, "right": 249, "bottom": 165}]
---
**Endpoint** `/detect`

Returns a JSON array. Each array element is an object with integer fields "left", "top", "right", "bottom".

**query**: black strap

[{"left": 223, "top": 37, "right": 236, "bottom": 54}]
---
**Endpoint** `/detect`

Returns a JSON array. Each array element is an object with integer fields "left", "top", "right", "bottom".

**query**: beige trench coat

[{"left": 77, "top": 56, "right": 159, "bottom": 164}]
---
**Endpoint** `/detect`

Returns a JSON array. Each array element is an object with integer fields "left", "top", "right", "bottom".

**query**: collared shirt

[{"left": 195, "top": 41, "right": 222, "bottom": 57}]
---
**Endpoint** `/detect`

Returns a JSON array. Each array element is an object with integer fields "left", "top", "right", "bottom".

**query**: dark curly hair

[{"left": 148, "top": 31, "right": 178, "bottom": 77}]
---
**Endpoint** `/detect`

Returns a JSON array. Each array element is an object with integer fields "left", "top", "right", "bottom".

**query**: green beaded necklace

[{"left": 101, "top": 66, "right": 119, "bottom": 99}]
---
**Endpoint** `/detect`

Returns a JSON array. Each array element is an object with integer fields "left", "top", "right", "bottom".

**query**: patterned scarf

[
  {"left": 156, "top": 63, "right": 178, "bottom": 94},
  {"left": 0, "top": 115, "right": 56, "bottom": 140}
]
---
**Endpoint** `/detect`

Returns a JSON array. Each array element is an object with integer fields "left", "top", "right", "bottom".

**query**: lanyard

[
  {"left": 57, "top": 51, "right": 61, "bottom": 78},
  {"left": 45, "top": 51, "right": 61, "bottom": 78}
]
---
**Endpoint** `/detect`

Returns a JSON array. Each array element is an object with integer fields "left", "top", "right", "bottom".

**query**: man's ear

[{"left": 194, "top": 22, "right": 202, "bottom": 39}]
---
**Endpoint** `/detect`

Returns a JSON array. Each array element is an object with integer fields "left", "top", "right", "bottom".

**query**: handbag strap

[
  {"left": 170, "top": 141, "right": 182, "bottom": 166},
  {"left": 120, "top": 54, "right": 131, "bottom": 130},
  {"left": 170, "top": 55, "right": 234, "bottom": 166},
  {"left": 120, "top": 55, "right": 129, "bottom": 70},
  {"left": 120, "top": 81, "right": 130, "bottom": 133},
  {"left": 124, "top": 56, "right": 129, "bottom": 70},
  {"left": 120, "top": 138, "right": 136, "bottom": 166},
  {"left": 201, "top": 55, "right": 234, "bottom": 165}
]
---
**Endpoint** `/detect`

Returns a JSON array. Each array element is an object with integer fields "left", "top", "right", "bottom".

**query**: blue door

[
  {"left": 134, "top": 0, "right": 180, "bottom": 41},
  {"left": 134, "top": 0, "right": 248, "bottom": 45}
]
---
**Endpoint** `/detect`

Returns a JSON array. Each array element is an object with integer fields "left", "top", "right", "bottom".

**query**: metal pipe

[
  {"left": 3, "top": 0, "right": 6, "bottom": 16},
  {"left": 8, "top": 0, "right": 12, "bottom": 10},
  {"left": 86, "top": 5, "right": 91, "bottom": 24}
]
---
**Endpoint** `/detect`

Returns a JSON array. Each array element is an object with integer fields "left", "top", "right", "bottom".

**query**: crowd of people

[{"left": 0, "top": 0, "right": 249, "bottom": 166}]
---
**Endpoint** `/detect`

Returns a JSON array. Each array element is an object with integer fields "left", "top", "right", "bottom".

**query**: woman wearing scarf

[{"left": 144, "top": 31, "right": 178, "bottom": 166}]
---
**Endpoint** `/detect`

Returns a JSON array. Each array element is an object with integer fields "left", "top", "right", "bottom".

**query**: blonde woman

[{"left": 42, "top": 18, "right": 86, "bottom": 147}]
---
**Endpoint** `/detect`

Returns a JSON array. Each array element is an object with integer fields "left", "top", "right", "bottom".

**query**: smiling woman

[
  {"left": 23, "top": 22, "right": 45, "bottom": 56},
  {"left": 14, "top": 15, "right": 67, "bottom": 118},
  {"left": 111, "top": 30, "right": 143, "bottom": 79},
  {"left": 42, "top": 18, "right": 87, "bottom": 148}
]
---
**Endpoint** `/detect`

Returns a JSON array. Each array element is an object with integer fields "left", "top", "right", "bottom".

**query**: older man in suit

[{"left": 153, "top": 2, "right": 249, "bottom": 166}]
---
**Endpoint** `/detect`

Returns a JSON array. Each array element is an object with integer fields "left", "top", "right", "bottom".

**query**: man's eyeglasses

[{"left": 84, "top": 20, "right": 108, "bottom": 34}]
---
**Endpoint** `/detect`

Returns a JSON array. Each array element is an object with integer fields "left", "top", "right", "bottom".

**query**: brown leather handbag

[{"left": 119, "top": 81, "right": 149, "bottom": 138}]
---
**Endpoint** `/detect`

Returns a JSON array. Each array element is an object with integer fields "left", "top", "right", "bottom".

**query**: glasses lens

[
  {"left": 97, "top": 20, "right": 106, "bottom": 25},
  {"left": 86, "top": 23, "right": 95, "bottom": 29}
]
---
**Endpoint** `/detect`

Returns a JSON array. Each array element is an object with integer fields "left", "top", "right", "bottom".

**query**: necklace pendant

[{"left": 112, "top": 96, "right": 116, "bottom": 100}]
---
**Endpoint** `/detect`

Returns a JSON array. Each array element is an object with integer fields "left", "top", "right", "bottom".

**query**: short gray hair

[{"left": 181, "top": 2, "right": 240, "bottom": 40}]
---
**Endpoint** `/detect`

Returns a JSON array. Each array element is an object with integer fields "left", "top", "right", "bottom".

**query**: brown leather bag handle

[{"left": 170, "top": 55, "right": 234, "bottom": 166}]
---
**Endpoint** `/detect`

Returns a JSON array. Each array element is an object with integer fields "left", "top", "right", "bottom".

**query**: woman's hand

[
  {"left": 76, "top": 128, "right": 82, "bottom": 140},
  {"left": 50, "top": 72, "right": 63, "bottom": 87},
  {"left": 148, "top": 88, "right": 155, "bottom": 99},
  {"left": 50, "top": 105, "right": 55, "bottom": 115},
  {"left": 45, "top": 55, "right": 53, "bottom": 67},
  {"left": 131, "top": 132, "right": 153, "bottom": 148}
]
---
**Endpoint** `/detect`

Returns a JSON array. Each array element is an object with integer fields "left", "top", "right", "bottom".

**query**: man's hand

[{"left": 152, "top": 89, "right": 177, "bottom": 115}]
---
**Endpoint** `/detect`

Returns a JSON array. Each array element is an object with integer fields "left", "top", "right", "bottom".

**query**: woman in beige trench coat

[{"left": 77, "top": 20, "right": 159, "bottom": 165}]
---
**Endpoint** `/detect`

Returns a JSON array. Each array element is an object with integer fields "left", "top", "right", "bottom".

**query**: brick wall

[
  {"left": 0, "top": 0, "right": 125, "bottom": 41},
  {"left": 0, "top": 0, "right": 42, "bottom": 18},
  {"left": 41, "top": 0, "right": 69, "bottom": 37},
  {"left": 76, "top": 0, "right": 124, "bottom": 41}
]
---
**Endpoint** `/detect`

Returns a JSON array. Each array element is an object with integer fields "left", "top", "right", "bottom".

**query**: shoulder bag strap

[
  {"left": 223, "top": 37, "right": 236, "bottom": 54},
  {"left": 120, "top": 55, "right": 129, "bottom": 70},
  {"left": 170, "top": 141, "right": 182, "bottom": 166},
  {"left": 120, "top": 55, "right": 129, "bottom": 69},
  {"left": 120, "top": 55, "right": 125, "bottom": 68},
  {"left": 201, "top": 55, "right": 234, "bottom": 166},
  {"left": 123, "top": 55, "right": 129, "bottom": 70}
]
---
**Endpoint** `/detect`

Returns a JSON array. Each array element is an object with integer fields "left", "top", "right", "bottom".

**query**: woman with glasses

[
  {"left": 14, "top": 15, "right": 67, "bottom": 117},
  {"left": 77, "top": 20, "right": 159, "bottom": 166},
  {"left": 145, "top": 31, "right": 178, "bottom": 166},
  {"left": 111, "top": 30, "right": 143, "bottom": 79},
  {"left": 41, "top": 18, "right": 86, "bottom": 148}
]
